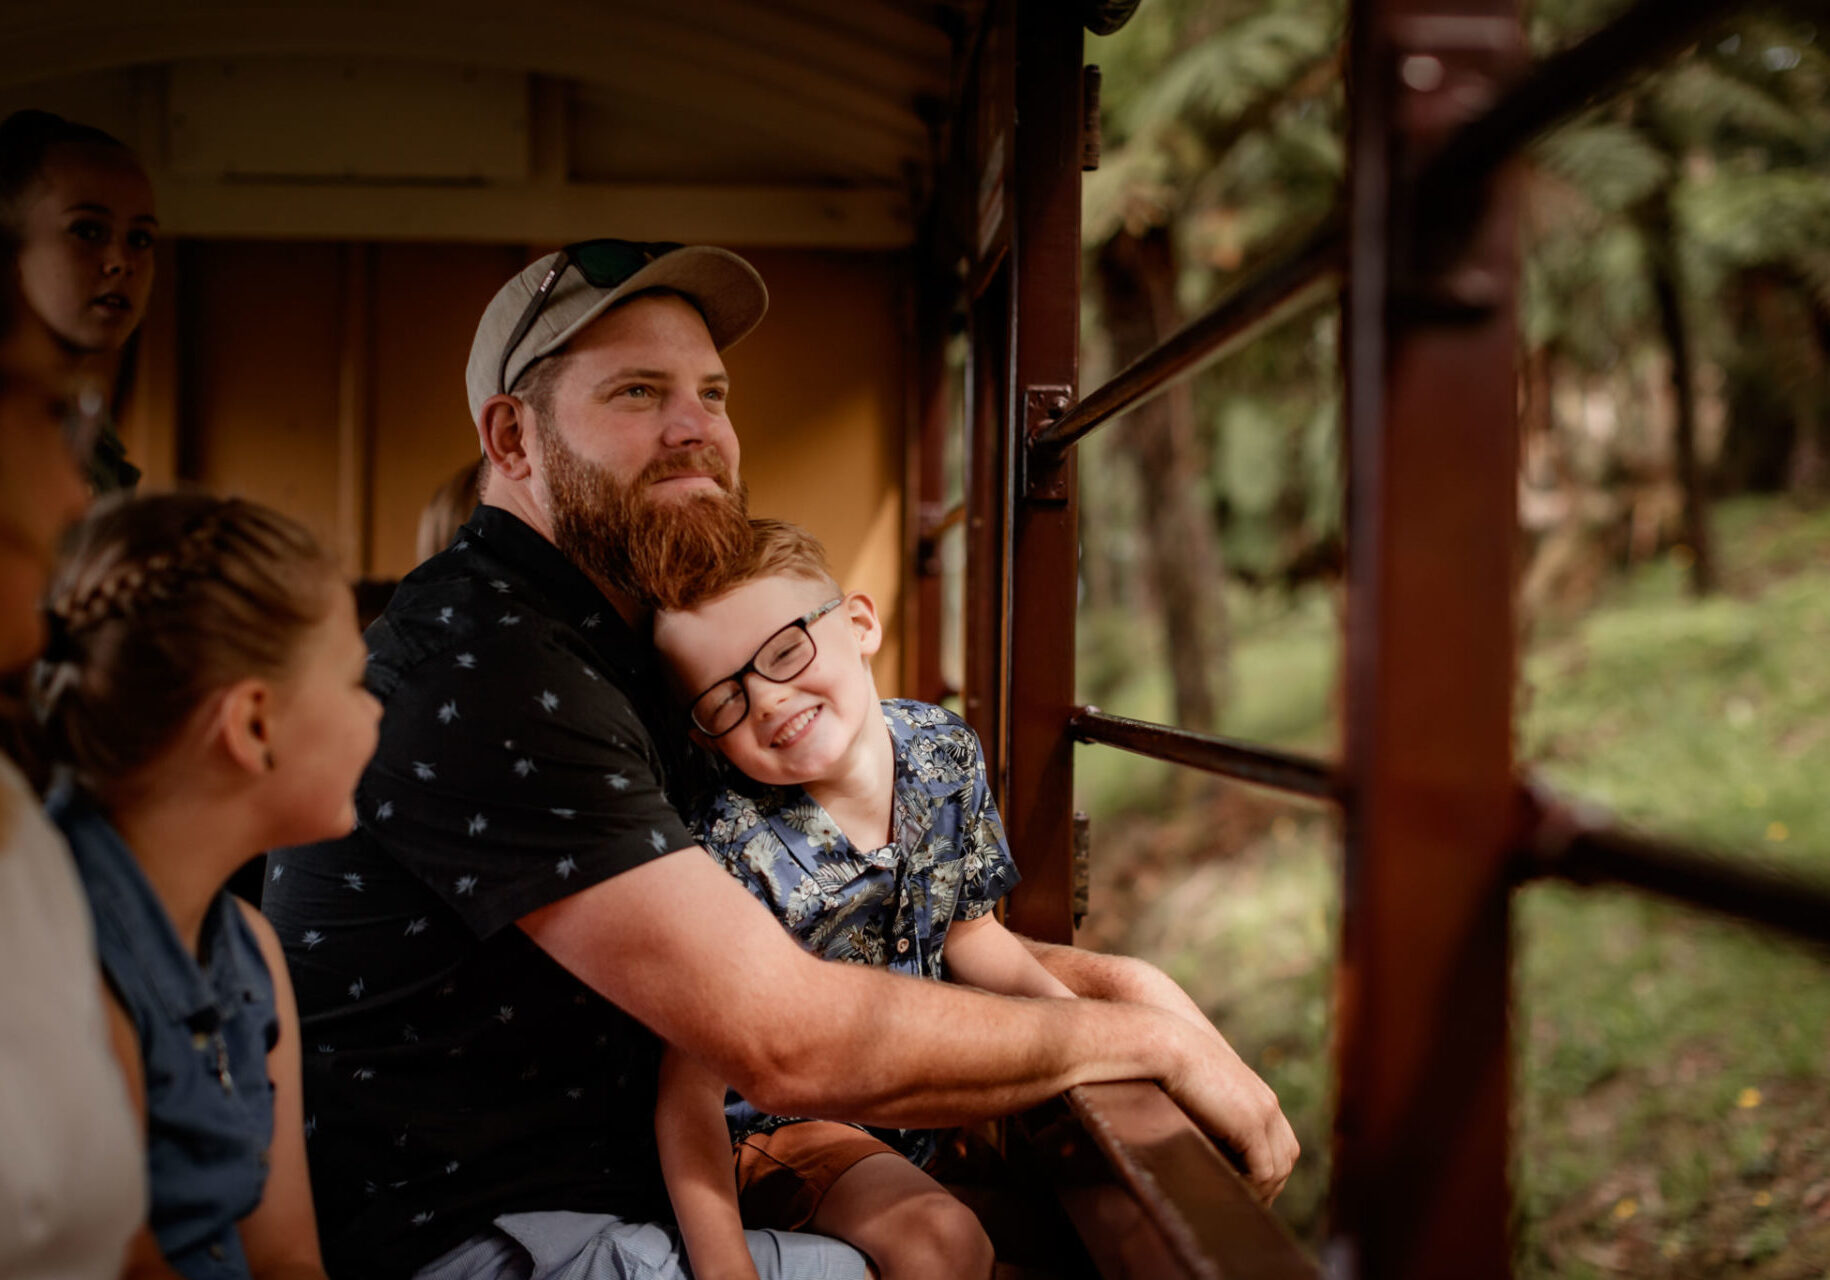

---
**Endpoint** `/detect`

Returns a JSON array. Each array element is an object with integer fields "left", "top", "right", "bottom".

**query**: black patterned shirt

[{"left": 262, "top": 507, "right": 700, "bottom": 1278}]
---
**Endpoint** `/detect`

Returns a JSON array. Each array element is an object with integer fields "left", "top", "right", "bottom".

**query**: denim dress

[{"left": 54, "top": 790, "right": 278, "bottom": 1280}]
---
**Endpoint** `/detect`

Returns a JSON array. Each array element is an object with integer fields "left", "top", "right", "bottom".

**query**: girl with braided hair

[{"left": 34, "top": 492, "right": 380, "bottom": 1280}]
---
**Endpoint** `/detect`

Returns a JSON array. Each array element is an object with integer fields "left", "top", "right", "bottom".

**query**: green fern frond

[
  {"left": 1650, "top": 59, "right": 1812, "bottom": 147},
  {"left": 1120, "top": 8, "right": 1337, "bottom": 143},
  {"left": 1082, "top": 145, "right": 1177, "bottom": 245},
  {"left": 1680, "top": 170, "right": 1830, "bottom": 270},
  {"left": 1530, "top": 122, "right": 1672, "bottom": 214}
]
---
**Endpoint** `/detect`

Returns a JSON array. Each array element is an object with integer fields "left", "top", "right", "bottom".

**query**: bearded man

[{"left": 263, "top": 242, "right": 1295, "bottom": 1280}]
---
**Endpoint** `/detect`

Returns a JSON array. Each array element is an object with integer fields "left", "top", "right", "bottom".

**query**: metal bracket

[{"left": 1022, "top": 385, "right": 1075, "bottom": 503}]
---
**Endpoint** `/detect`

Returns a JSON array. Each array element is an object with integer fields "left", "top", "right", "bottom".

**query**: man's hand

[
  {"left": 1158, "top": 1014, "right": 1299, "bottom": 1203},
  {"left": 1023, "top": 939, "right": 1298, "bottom": 1202}
]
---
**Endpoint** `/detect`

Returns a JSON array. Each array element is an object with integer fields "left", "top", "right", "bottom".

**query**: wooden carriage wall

[{"left": 0, "top": 0, "right": 939, "bottom": 685}]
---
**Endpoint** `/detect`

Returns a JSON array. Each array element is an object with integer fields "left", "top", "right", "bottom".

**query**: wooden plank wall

[{"left": 116, "top": 240, "right": 910, "bottom": 690}]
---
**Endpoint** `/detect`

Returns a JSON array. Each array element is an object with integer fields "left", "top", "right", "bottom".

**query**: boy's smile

[{"left": 655, "top": 573, "right": 889, "bottom": 798}]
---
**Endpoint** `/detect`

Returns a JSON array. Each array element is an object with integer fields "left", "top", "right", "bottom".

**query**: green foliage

[
  {"left": 1529, "top": 123, "right": 1670, "bottom": 215},
  {"left": 1076, "top": 577, "right": 1338, "bottom": 748},
  {"left": 1650, "top": 58, "right": 1814, "bottom": 150},
  {"left": 1080, "top": 497, "right": 1830, "bottom": 1273},
  {"left": 1522, "top": 7, "right": 1830, "bottom": 394},
  {"left": 1115, "top": 4, "right": 1342, "bottom": 147},
  {"left": 1071, "top": 4, "right": 1830, "bottom": 1270},
  {"left": 1085, "top": 0, "right": 1829, "bottom": 607},
  {"left": 1083, "top": 0, "right": 1347, "bottom": 610},
  {"left": 1681, "top": 170, "right": 1830, "bottom": 274}
]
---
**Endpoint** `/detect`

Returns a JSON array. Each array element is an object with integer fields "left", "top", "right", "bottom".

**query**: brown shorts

[{"left": 734, "top": 1121, "right": 902, "bottom": 1232}]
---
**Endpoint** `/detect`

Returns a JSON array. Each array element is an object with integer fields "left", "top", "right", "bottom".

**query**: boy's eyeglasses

[
  {"left": 690, "top": 598, "right": 844, "bottom": 738},
  {"left": 496, "top": 238, "right": 685, "bottom": 396}
]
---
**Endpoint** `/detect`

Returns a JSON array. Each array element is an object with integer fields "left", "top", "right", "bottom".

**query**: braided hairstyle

[{"left": 33, "top": 492, "right": 340, "bottom": 796}]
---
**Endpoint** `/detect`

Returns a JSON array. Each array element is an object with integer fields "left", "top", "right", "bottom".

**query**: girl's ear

[
  {"left": 845, "top": 591, "right": 883, "bottom": 659},
  {"left": 215, "top": 678, "right": 274, "bottom": 776}
]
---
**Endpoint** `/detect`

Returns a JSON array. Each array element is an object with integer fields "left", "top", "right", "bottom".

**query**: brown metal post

[
  {"left": 961, "top": 0, "right": 1015, "bottom": 787},
  {"left": 1000, "top": 0, "right": 1083, "bottom": 944},
  {"left": 1335, "top": 2, "right": 1524, "bottom": 1276},
  {"left": 906, "top": 267, "right": 954, "bottom": 705},
  {"left": 964, "top": 265, "right": 1012, "bottom": 788}
]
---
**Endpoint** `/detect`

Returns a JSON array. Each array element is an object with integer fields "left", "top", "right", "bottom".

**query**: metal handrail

[
  {"left": 919, "top": 501, "right": 967, "bottom": 540},
  {"left": 1519, "top": 783, "right": 1830, "bottom": 953},
  {"left": 1030, "top": 219, "right": 1344, "bottom": 459},
  {"left": 1032, "top": 0, "right": 1754, "bottom": 470},
  {"left": 1070, "top": 708, "right": 1336, "bottom": 801},
  {"left": 1011, "top": 1082, "right": 1318, "bottom": 1280}
]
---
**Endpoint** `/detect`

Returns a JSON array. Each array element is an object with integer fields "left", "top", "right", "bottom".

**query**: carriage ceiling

[{"left": 0, "top": 0, "right": 988, "bottom": 247}]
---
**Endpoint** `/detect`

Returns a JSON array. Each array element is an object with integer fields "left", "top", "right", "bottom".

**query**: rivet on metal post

[
  {"left": 1390, "top": 18, "right": 1521, "bottom": 325},
  {"left": 1400, "top": 54, "right": 1445, "bottom": 91}
]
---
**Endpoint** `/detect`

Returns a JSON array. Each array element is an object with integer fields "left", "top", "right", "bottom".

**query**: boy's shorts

[{"left": 735, "top": 1121, "right": 903, "bottom": 1231}]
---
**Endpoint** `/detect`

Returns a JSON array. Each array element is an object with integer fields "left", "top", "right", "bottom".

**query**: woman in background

[
  {"left": 1, "top": 108, "right": 158, "bottom": 492},
  {"left": 0, "top": 237, "right": 143, "bottom": 1277}
]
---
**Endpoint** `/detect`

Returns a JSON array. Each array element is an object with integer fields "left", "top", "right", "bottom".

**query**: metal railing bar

[
  {"left": 1415, "top": 0, "right": 1750, "bottom": 215},
  {"left": 1030, "top": 219, "right": 1344, "bottom": 458},
  {"left": 1521, "top": 785, "right": 1830, "bottom": 953},
  {"left": 1061, "top": 1081, "right": 1319, "bottom": 1280},
  {"left": 919, "top": 500, "right": 967, "bottom": 540},
  {"left": 1070, "top": 708, "right": 1336, "bottom": 801}
]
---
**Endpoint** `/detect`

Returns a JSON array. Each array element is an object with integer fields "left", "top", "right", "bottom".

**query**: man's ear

[
  {"left": 845, "top": 591, "right": 883, "bottom": 659},
  {"left": 215, "top": 679, "right": 274, "bottom": 776},
  {"left": 478, "top": 395, "right": 534, "bottom": 483}
]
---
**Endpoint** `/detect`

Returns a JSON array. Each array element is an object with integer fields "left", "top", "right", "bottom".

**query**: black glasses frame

[
  {"left": 689, "top": 598, "right": 845, "bottom": 737},
  {"left": 495, "top": 239, "right": 685, "bottom": 397}
]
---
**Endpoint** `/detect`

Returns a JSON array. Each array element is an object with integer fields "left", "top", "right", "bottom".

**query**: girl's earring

[{"left": 264, "top": 748, "right": 276, "bottom": 771}]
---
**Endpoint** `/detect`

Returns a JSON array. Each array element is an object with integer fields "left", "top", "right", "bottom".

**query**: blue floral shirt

[{"left": 695, "top": 699, "right": 1020, "bottom": 1165}]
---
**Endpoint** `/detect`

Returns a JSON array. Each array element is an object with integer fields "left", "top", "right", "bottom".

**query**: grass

[{"left": 1074, "top": 495, "right": 1830, "bottom": 1277}]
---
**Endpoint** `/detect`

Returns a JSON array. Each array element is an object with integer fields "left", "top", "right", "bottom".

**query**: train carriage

[{"left": 5, "top": 0, "right": 1824, "bottom": 1274}]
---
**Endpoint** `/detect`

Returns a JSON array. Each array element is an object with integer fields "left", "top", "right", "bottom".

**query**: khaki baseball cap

[{"left": 465, "top": 240, "right": 768, "bottom": 423}]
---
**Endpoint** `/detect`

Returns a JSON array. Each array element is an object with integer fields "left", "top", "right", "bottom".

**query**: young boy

[{"left": 651, "top": 518, "right": 1077, "bottom": 1280}]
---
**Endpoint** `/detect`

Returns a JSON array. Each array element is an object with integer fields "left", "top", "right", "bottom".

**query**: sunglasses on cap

[{"left": 496, "top": 239, "right": 685, "bottom": 397}]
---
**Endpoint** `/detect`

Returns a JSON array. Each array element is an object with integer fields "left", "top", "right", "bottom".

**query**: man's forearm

[
  {"left": 760, "top": 962, "right": 1295, "bottom": 1203},
  {"left": 525, "top": 849, "right": 1197, "bottom": 1127},
  {"left": 522, "top": 849, "right": 1294, "bottom": 1198},
  {"left": 1023, "top": 937, "right": 1223, "bottom": 1032},
  {"left": 737, "top": 964, "right": 1197, "bottom": 1128}
]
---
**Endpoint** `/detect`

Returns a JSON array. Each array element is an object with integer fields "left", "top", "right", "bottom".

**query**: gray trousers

[{"left": 413, "top": 1210, "right": 869, "bottom": 1280}]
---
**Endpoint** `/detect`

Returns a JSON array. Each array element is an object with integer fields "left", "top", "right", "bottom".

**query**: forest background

[{"left": 1068, "top": 1, "right": 1830, "bottom": 1275}]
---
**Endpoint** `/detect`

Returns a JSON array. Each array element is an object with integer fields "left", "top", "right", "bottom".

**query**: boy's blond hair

[{"left": 674, "top": 518, "right": 839, "bottom": 610}]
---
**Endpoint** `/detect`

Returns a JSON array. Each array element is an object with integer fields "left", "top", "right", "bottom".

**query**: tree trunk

[
  {"left": 1095, "top": 225, "right": 1226, "bottom": 733},
  {"left": 1750, "top": 270, "right": 1829, "bottom": 504},
  {"left": 1640, "top": 184, "right": 1716, "bottom": 596}
]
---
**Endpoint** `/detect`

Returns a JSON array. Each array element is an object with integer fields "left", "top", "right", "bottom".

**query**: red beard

[{"left": 540, "top": 425, "right": 752, "bottom": 609}]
